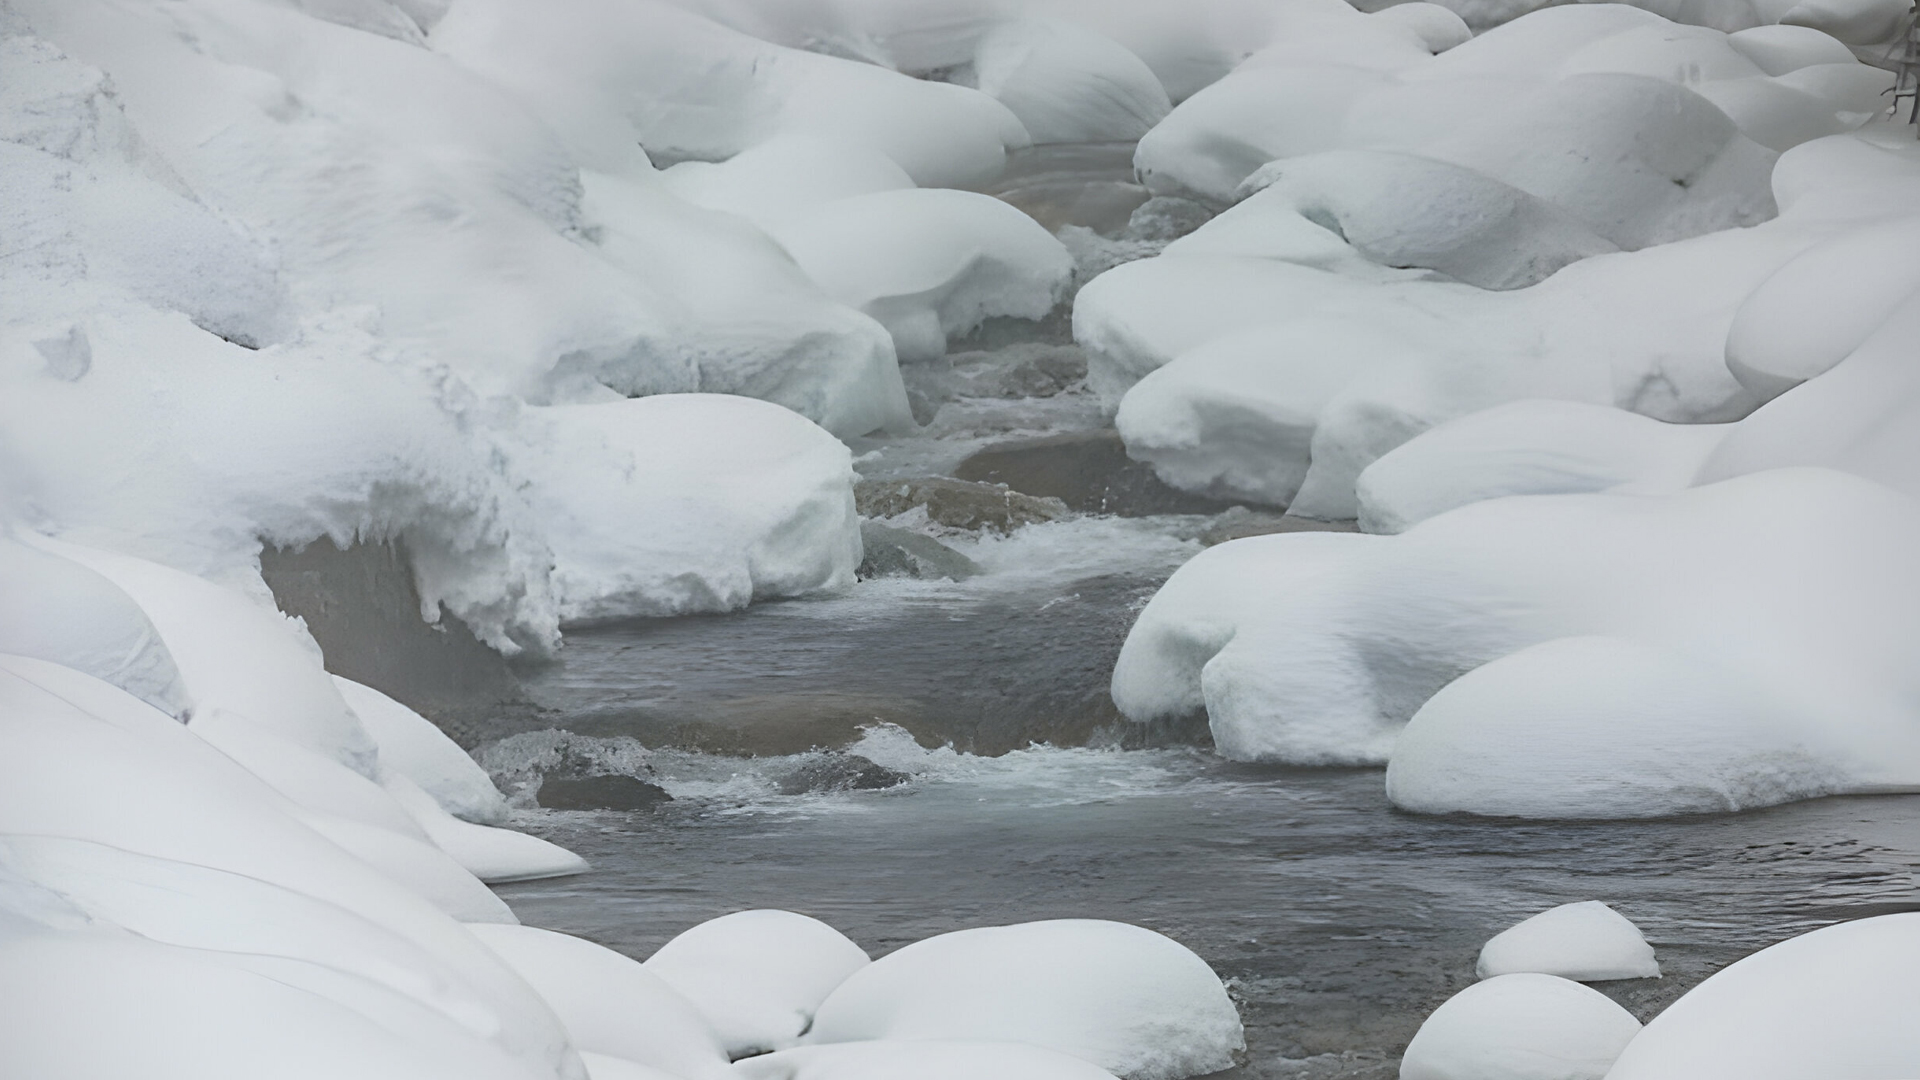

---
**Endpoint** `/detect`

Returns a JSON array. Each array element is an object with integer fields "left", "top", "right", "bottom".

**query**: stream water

[{"left": 487, "top": 145, "right": 1920, "bottom": 1079}]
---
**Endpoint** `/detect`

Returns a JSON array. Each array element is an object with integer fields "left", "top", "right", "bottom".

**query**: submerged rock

[
  {"left": 955, "top": 430, "right": 1237, "bottom": 516},
  {"left": 536, "top": 774, "right": 674, "bottom": 811},
  {"left": 855, "top": 477, "right": 1069, "bottom": 533},
  {"left": 858, "top": 522, "right": 982, "bottom": 581},
  {"left": 774, "top": 752, "right": 912, "bottom": 795},
  {"left": 948, "top": 343, "right": 1089, "bottom": 399},
  {"left": 1194, "top": 508, "right": 1361, "bottom": 546}
]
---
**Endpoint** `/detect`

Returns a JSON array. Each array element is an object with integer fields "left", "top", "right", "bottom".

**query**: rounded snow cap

[{"left": 1478, "top": 901, "right": 1660, "bottom": 981}]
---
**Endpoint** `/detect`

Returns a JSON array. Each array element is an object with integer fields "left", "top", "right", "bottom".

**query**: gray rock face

[
  {"left": 954, "top": 430, "right": 1239, "bottom": 517},
  {"left": 1193, "top": 507, "right": 1362, "bottom": 546},
  {"left": 855, "top": 476, "right": 1070, "bottom": 533},
  {"left": 535, "top": 773, "right": 673, "bottom": 811},
  {"left": 858, "top": 521, "right": 982, "bottom": 581},
  {"left": 774, "top": 752, "right": 911, "bottom": 795}
]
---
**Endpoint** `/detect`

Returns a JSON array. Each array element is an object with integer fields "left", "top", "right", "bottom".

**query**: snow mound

[
  {"left": 958, "top": 18, "right": 1171, "bottom": 144},
  {"left": 1476, "top": 901, "right": 1661, "bottom": 981},
  {"left": 735, "top": 1040, "right": 1123, "bottom": 1080},
  {"left": 659, "top": 134, "right": 915, "bottom": 232},
  {"left": 1605, "top": 913, "right": 1920, "bottom": 1079},
  {"left": 511, "top": 395, "right": 862, "bottom": 625},
  {"left": 643, "top": 909, "right": 871, "bottom": 1058},
  {"left": 1355, "top": 401, "right": 1727, "bottom": 533},
  {"left": 0, "top": 654, "right": 582, "bottom": 1073},
  {"left": 466, "top": 923, "right": 733, "bottom": 1080},
  {"left": 1399, "top": 973, "right": 1641, "bottom": 1080},
  {"left": 1114, "top": 468, "right": 1920, "bottom": 811},
  {"left": 806, "top": 919, "right": 1244, "bottom": 1080},
  {"left": 769, "top": 189, "right": 1074, "bottom": 364},
  {"left": 334, "top": 676, "right": 509, "bottom": 826}
]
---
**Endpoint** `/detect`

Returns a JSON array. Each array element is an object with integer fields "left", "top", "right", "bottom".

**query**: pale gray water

[{"left": 489, "top": 144, "right": 1920, "bottom": 1079}]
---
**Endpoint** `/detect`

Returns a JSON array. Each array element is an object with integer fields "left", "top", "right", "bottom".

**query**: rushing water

[{"left": 489, "top": 145, "right": 1920, "bottom": 1079}]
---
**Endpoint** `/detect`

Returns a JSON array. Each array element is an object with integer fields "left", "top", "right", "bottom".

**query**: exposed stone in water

[
  {"left": 536, "top": 773, "right": 673, "bottom": 811},
  {"left": 1194, "top": 507, "right": 1362, "bottom": 546},
  {"left": 774, "top": 752, "right": 912, "bottom": 795},
  {"left": 855, "top": 476, "right": 1069, "bottom": 533},
  {"left": 954, "top": 430, "right": 1240, "bottom": 517},
  {"left": 858, "top": 521, "right": 982, "bottom": 581}
]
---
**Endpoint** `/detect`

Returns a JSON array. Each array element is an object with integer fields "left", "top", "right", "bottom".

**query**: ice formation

[
  {"left": 1476, "top": 902, "right": 1661, "bottom": 982},
  {"left": 1398, "top": 973, "right": 1642, "bottom": 1080}
]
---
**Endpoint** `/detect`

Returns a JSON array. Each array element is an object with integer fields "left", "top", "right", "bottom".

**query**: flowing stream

[{"left": 487, "top": 145, "right": 1920, "bottom": 1079}]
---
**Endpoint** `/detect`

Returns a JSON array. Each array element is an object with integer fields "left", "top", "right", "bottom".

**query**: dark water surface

[{"left": 500, "top": 585, "right": 1920, "bottom": 1079}]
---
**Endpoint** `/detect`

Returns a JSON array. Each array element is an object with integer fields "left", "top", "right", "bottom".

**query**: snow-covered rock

[
  {"left": 658, "top": 135, "right": 915, "bottom": 233},
  {"left": 334, "top": 676, "right": 510, "bottom": 825},
  {"left": 1399, "top": 973, "right": 1641, "bottom": 1080},
  {"left": 381, "top": 774, "right": 589, "bottom": 884},
  {"left": 806, "top": 919, "right": 1243, "bottom": 1080},
  {"left": 466, "top": 924, "right": 734, "bottom": 1080},
  {"left": 1605, "top": 913, "right": 1920, "bottom": 1080},
  {"left": 1114, "top": 467, "right": 1920, "bottom": 814},
  {"left": 1476, "top": 902, "right": 1661, "bottom": 981},
  {"left": 769, "top": 189, "right": 1074, "bottom": 363},
  {"left": 735, "top": 1041, "right": 1124, "bottom": 1080},
  {"left": 643, "top": 910, "right": 871, "bottom": 1058},
  {"left": 511, "top": 395, "right": 863, "bottom": 625},
  {"left": 958, "top": 18, "right": 1171, "bottom": 143}
]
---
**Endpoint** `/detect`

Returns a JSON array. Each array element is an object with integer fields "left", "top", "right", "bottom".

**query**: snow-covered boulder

[
  {"left": 658, "top": 135, "right": 915, "bottom": 233},
  {"left": 334, "top": 676, "right": 509, "bottom": 825},
  {"left": 1399, "top": 973, "right": 1641, "bottom": 1080},
  {"left": 510, "top": 395, "right": 862, "bottom": 624},
  {"left": 0, "top": 653, "right": 583, "bottom": 1068},
  {"left": 1114, "top": 467, "right": 1920, "bottom": 814},
  {"left": 466, "top": 924, "right": 734, "bottom": 1080},
  {"left": 769, "top": 189, "right": 1074, "bottom": 363},
  {"left": 1605, "top": 913, "right": 1920, "bottom": 1080},
  {"left": 1476, "top": 902, "right": 1660, "bottom": 981},
  {"left": 735, "top": 1041, "right": 1124, "bottom": 1080},
  {"left": 643, "top": 910, "right": 870, "bottom": 1057},
  {"left": 0, "top": 532, "right": 190, "bottom": 718},
  {"left": 806, "top": 919, "right": 1243, "bottom": 1080},
  {"left": 957, "top": 18, "right": 1171, "bottom": 143}
]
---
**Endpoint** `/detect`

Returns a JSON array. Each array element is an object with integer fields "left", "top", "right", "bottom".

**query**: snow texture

[
  {"left": 1398, "top": 973, "right": 1641, "bottom": 1080},
  {"left": 1476, "top": 902, "right": 1661, "bottom": 981},
  {"left": 643, "top": 909, "right": 872, "bottom": 1057},
  {"left": 807, "top": 919, "right": 1245, "bottom": 1080},
  {"left": 735, "top": 1041, "right": 1125, "bottom": 1080},
  {"left": 1605, "top": 913, "right": 1920, "bottom": 1080}
]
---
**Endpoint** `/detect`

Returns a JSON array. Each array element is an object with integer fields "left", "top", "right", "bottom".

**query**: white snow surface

[
  {"left": 1114, "top": 468, "right": 1920, "bottom": 816},
  {"left": 1604, "top": 913, "right": 1920, "bottom": 1080},
  {"left": 1476, "top": 902, "right": 1661, "bottom": 982},
  {"left": 335, "top": 676, "right": 511, "bottom": 826},
  {"left": 466, "top": 923, "right": 735, "bottom": 1080},
  {"left": 643, "top": 909, "right": 872, "bottom": 1057},
  {"left": 1399, "top": 973, "right": 1642, "bottom": 1080},
  {"left": 513, "top": 395, "right": 863, "bottom": 625},
  {"left": 806, "top": 919, "right": 1244, "bottom": 1080}
]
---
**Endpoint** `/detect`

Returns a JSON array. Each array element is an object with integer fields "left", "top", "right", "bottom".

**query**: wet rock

[
  {"left": 897, "top": 355, "right": 955, "bottom": 426},
  {"left": 948, "top": 343, "right": 1087, "bottom": 399},
  {"left": 954, "top": 430, "right": 1239, "bottom": 517},
  {"left": 859, "top": 521, "right": 982, "bottom": 581},
  {"left": 1194, "top": 507, "right": 1362, "bottom": 546},
  {"left": 855, "top": 476, "right": 1069, "bottom": 533},
  {"left": 535, "top": 773, "right": 673, "bottom": 811},
  {"left": 1125, "top": 196, "right": 1213, "bottom": 243},
  {"left": 774, "top": 752, "right": 912, "bottom": 795}
]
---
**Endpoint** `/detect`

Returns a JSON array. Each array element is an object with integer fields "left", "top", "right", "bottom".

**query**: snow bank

[
  {"left": 1399, "top": 973, "right": 1641, "bottom": 1080},
  {"left": 431, "top": 0, "right": 1029, "bottom": 189},
  {"left": 958, "top": 17, "right": 1171, "bottom": 143},
  {"left": 1605, "top": 913, "right": 1920, "bottom": 1080},
  {"left": 335, "top": 676, "right": 510, "bottom": 825},
  {"left": 1476, "top": 902, "right": 1661, "bottom": 981},
  {"left": 511, "top": 395, "right": 862, "bottom": 624},
  {"left": 466, "top": 924, "right": 733, "bottom": 1080},
  {"left": 1113, "top": 468, "right": 1920, "bottom": 813},
  {"left": 659, "top": 135, "right": 914, "bottom": 232},
  {"left": 643, "top": 910, "right": 871, "bottom": 1057},
  {"left": 807, "top": 919, "right": 1243, "bottom": 1080},
  {"left": 0, "top": 654, "right": 583, "bottom": 1074},
  {"left": 1356, "top": 402, "right": 1728, "bottom": 533},
  {"left": 735, "top": 1041, "right": 1124, "bottom": 1080},
  {"left": 769, "top": 189, "right": 1074, "bottom": 363}
]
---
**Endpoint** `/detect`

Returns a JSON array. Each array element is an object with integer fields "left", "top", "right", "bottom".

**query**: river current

[{"left": 487, "top": 144, "right": 1920, "bottom": 1079}]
